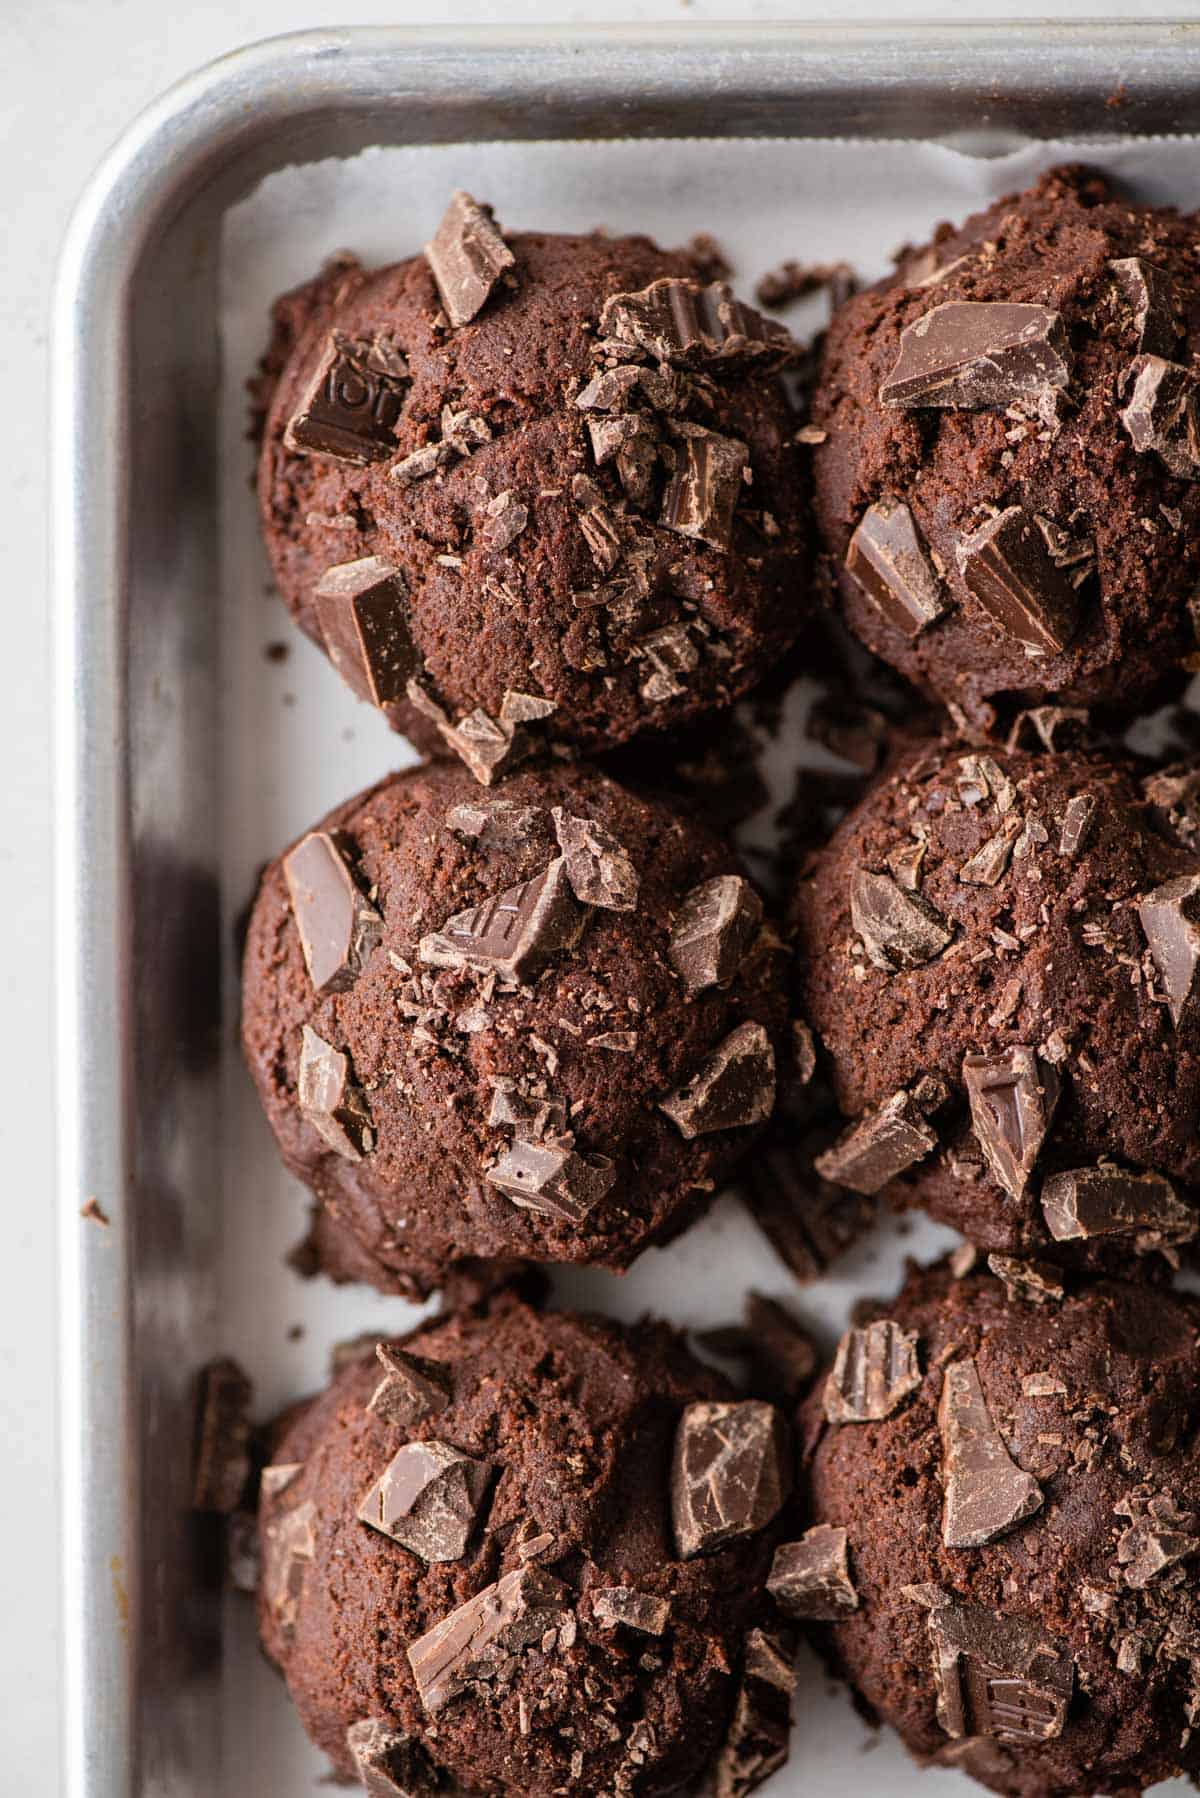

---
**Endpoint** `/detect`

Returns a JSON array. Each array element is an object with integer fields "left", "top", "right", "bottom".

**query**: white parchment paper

[{"left": 218, "top": 135, "right": 1200, "bottom": 1796}]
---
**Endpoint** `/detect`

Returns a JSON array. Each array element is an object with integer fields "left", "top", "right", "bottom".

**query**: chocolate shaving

[
  {"left": 659, "top": 1022, "right": 776, "bottom": 1139},
  {"left": 367, "top": 1343, "right": 452, "bottom": 1429},
  {"left": 418, "top": 857, "right": 585, "bottom": 982},
  {"left": 1138, "top": 873, "right": 1200, "bottom": 1023},
  {"left": 669, "top": 875, "right": 763, "bottom": 993},
  {"left": 285, "top": 332, "right": 408, "bottom": 463},
  {"left": 591, "top": 1587, "right": 671, "bottom": 1635},
  {"left": 962, "top": 1047, "right": 1060, "bottom": 1200},
  {"left": 406, "top": 1565, "right": 574, "bottom": 1714},
  {"left": 357, "top": 1441, "right": 491, "bottom": 1563},
  {"left": 1041, "top": 1165, "right": 1197, "bottom": 1247},
  {"left": 986, "top": 1256, "right": 1064, "bottom": 1305},
  {"left": 1115, "top": 1493, "right": 1199, "bottom": 1589},
  {"left": 283, "top": 830, "right": 382, "bottom": 994},
  {"left": 814, "top": 1090, "right": 937, "bottom": 1195},
  {"left": 262, "top": 1498, "right": 317, "bottom": 1637},
  {"left": 346, "top": 1719, "right": 442, "bottom": 1798},
  {"left": 192, "top": 1358, "right": 252, "bottom": 1513},
  {"left": 633, "top": 622, "right": 700, "bottom": 702},
  {"left": 424, "top": 191, "right": 514, "bottom": 329},
  {"left": 600, "top": 277, "right": 793, "bottom": 369},
  {"left": 880, "top": 301, "right": 1071, "bottom": 411},
  {"left": 714, "top": 1625, "right": 794, "bottom": 1798},
  {"left": 912, "top": 1589, "right": 1074, "bottom": 1745},
  {"left": 845, "top": 499, "right": 948, "bottom": 637},
  {"left": 551, "top": 808, "right": 639, "bottom": 911},
  {"left": 313, "top": 557, "right": 417, "bottom": 707},
  {"left": 486, "top": 1077, "right": 567, "bottom": 1142},
  {"left": 570, "top": 473, "right": 624, "bottom": 574},
  {"left": 671, "top": 1399, "right": 790, "bottom": 1557},
  {"left": 1120, "top": 354, "right": 1199, "bottom": 480},
  {"left": 661, "top": 427, "right": 749, "bottom": 552},
  {"left": 298, "top": 1026, "right": 374, "bottom": 1160},
  {"left": 824, "top": 1319, "right": 921, "bottom": 1423},
  {"left": 486, "top": 1140, "right": 616, "bottom": 1225},
  {"left": 939, "top": 1358, "right": 1043, "bottom": 1548},
  {"left": 768, "top": 1525, "right": 858, "bottom": 1621},
  {"left": 480, "top": 490, "right": 529, "bottom": 552},
  {"left": 1058, "top": 793, "right": 1097, "bottom": 858},
  {"left": 958, "top": 816, "right": 1021, "bottom": 886},
  {"left": 850, "top": 867, "right": 952, "bottom": 971},
  {"left": 957, "top": 506, "right": 1079, "bottom": 656},
  {"left": 1110, "top": 258, "right": 1185, "bottom": 357}
]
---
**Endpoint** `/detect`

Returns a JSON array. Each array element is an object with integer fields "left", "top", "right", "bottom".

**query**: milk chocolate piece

[
  {"left": 313, "top": 557, "right": 417, "bottom": 707},
  {"left": 367, "top": 1343, "right": 452, "bottom": 1428},
  {"left": 346, "top": 1720, "right": 440, "bottom": 1798},
  {"left": 963, "top": 1047, "right": 1060, "bottom": 1201},
  {"left": 714, "top": 1625, "right": 794, "bottom": 1798},
  {"left": 824, "top": 1319, "right": 921, "bottom": 1423},
  {"left": 845, "top": 499, "right": 948, "bottom": 637},
  {"left": 659, "top": 1022, "right": 776, "bottom": 1139},
  {"left": 814, "top": 1090, "right": 937, "bottom": 1195},
  {"left": 285, "top": 332, "right": 408, "bottom": 463},
  {"left": 283, "top": 830, "right": 383, "bottom": 994},
  {"left": 600, "top": 277, "right": 793, "bottom": 369},
  {"left": 1139, "top": 872, "right": 1200, "bottom": 1023},
  {"left": 915, "top": 1591, "right": 1073, "bottom": 1745},
  {"left": 424, "top": 192, "right": 514, "bottom": 328},
  {"left": 1110, "top": 258, "right": 1185, "bottom": 357},
  {"left": 406, "top": 1566, "right": 574, "bottom": 1714},
  {"left": 592, "top": 1587, "right": 671, "bottom": 1634},
  {"left": 661, "top": 427, "right": 749, "bottom": 552},
  {"left": 880, "top": 302, "right": 1072, "bottom": 410},
  {"left": 1041, "top": 1165, "right": 1197, "bottom": 1246},
  {"left": 850, "top": 867, "right": 952, "bottom": 971},
  {"left": 939, "top": 1359, "right": 1043, "bottom": 1548},
  {"left": 192, "top": 1358, "right": 252, "bottom": 1513},
  {"left": 1115, "top": 1493, "right": 1199, "bottom": 1589},
  {"left": 669, "top": 875, "right": 763, "bottom": 993},
  {"left": 486, "top": 1140, "right": 616, "bottom": 1225},
  {"left": 957, "top": 506, "right": 1079, "bottom": 655},
  {"left": 768, "top": 1525, "right": 858, "bottom": 1621},
  {"left": 1120, "top": 354, "right": 1200, "bottom": 480},
  {"left": 356, "top": 1441, "right": 490, "bottom": 1562},
  {"left": 671, "top": 1399, "right": 790, "bottom": 1557},
  {"left": 551, "top": 808, "right": 639, "bottom": 912},
  {"left": 298, "top": 1026, "right": 374, "bottom": 1160},
  {"left": 263, "top": 1499, "right": 317, "bottom": 1637},
  {"left": 418, "top": 858, "right": 585, "bottom": 981}
]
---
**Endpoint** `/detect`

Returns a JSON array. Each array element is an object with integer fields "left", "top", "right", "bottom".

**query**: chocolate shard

[
  {"left": 1115, "top": 1493, "right": 1199, "bottom": 1589},
  {"left": 986, "top": 1256, "right": 1064, "bottom": 1306},
  {"left": 424, "top": 191, "right": 514, "bottom": 328},
  {"left": 824, "top": 1319, "right": 921, "bottom": 1424},
  {"left": 192, "top": 1358, "right": 252, "bottom": 1513},
  {"left": 356, "top": 1441, "right": 491, "bottom": 1563},
  {"left": 570, "top": 473, "right": 624, "bottom": 574},
  {"left": 962, "top": 1047, "right": 1060, "bottom": 1201},
  {"left": 659, "top": 1022, "right": 776, "bottom": 1139},
  {"left": 550, "top": 808, "right": 639, "bottom": 912},
  {"left": 813, "top": 1090, "right": 937, "bottom": 1196},
  {"left": 367, "top": 1343, "right": 452, "bottom": 1429},
  {"left": 446, "top": 798, "right": 542, "bottom": 846},
  {"left": 486, "top": 1077, "right": 568, "bottom": 1142},
  {"left": 406, "top": 1565, "right": 574, "bottom": 1714},
  {"left": 744, "top": 1291, "right": 818, "bottom": 1400},
  {"left": 741, "top": 1147, "right": 876, "bottom": 1284},
  {"left": 418, "top": 857, "right": 585, "bottom": 982},
  {"left": 285, "top": 332, "right": 409, "bottom": 463},
  {"left": 958, "top": 816, "right": 1021, "bottom": 887},
  {"left": 283, "top": 830, "right": 383, "bottom": 994},
  {"left": 1139, "top": 872, "right": 1200, "bottom": 1023},
  {"left": 262, "top": 1498, "right": 317, "bottom": 1638},
  {"left": 346, "top": 1719, "right": 442, "bottom": 1798},
  {"left": 1120, "top": 354, "right": 1200, "bottom": 480},
  {"left": 599, "top": 277, "right": 793, "bottom": 369},
  {"left": 297, "top": 1025, "right": 374, "bottom": 1161},
  {"left": 440, "top": 708, "right": 526, "bottom": 787},
  {"left": 1041, "top": 1165, "right": 1197, "bottom": 1247},
  {"left": 714, "top": 1625, "right": 794, "bottom": 1798},
  {"left": 880, "top": 301, "right": 1072, "bottom": 411},
  {"left": 661, "top": 426, "right": 750, "bottom": 552},
  {"left": 499, "top": 689, "right": 556, "bottom": 726},
  {"left": 916, "top": 1591, "right": 1074, "bottom": 1745},
  {"left": 669, "top": 875, "right": 763, "bottom": 994},
  {"left": 850, "top": 867, "right": 952, "bottom": 972},
  {"left": 1110, "top": 257, "right": 1185, "bottom": 357},
  {"left": 634, "top": 622, "right": 700, "bottom": 702},
  {"left": 845, "top": 499, "right": 948, "bottom": 638},
  {"left": 260, "top": 1462, "right": 303, "bottom": 1500},
  {"left": 486, "top": 1140, "right": 616, "bottom": 1226},
  {"left": 1058, "top": 792, "right": 1097, "bottom": 858},
  {"left": 671, "top": 1399, "right": 790, "bottom": 1557},
  {"left": 768, "top": 1525, "right": 859, "bottom": 1621},
  {"left": 591, "top": 1586, "right": 671, "bottom": 1635},
  {"left": 480, "top": 489, "right": 528, "bottom": 553},
  {"left": 1006, "top": 706, "right": 1090, "bottom": 754},
  {"left": 957, "top": 506, "right": 1079, "bottom": 656},
  {"left": 939, "top": 1358, "right": 1043, "bottom": 1549},
  {"left": 313, "top": 557, "right": 417, "bottom": 708}
]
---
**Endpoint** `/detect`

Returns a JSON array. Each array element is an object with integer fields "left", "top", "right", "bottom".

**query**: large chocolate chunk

[
  {"left": 1109, "top": 258, "right": 1184, "bottom": 358},
  {"left": 286, "top": 332, "right": 408, "bottom": 463},
  {"left": 669, "top": 875, "right": 763, "bottom": 994},
  {"left": 957, "top": 506, "right": 1079, "bottom": 656},
  {"left": 880, "top": 302, "right": 1072, "bottom": 410},
  {"left": 298, "top": 1026, "right": 374, "bottom": 1161},
  {"left": 1041, "top": 1165, "right": 1197, "bottom": 1247},
  {"left": 486, "top": 1140, "right": 616, "bottom": 1225},
  {"left": 962, "top": 1047, "right": 1060, "bottom": 1201},
  {"left": 262, "top": 1498, "right": 317, "bottom": 1638},
  {"left": 659, "top": 1022, "right": 776, "bottom": 1139},
  {"left": 357, "top": 1441, "right": 490, "bottom": 1563},
  {"left": 714, "top": 1625, "right": 794, "bottom": 1798},
  {"left": 599, "top": 278, "right": 793, "bottom": 369},
  {"left": 192, "top": 1358, "right": 252, "bottom": 1513},
  {"left": 313, "top": 557, "right": 417, "bottom": 708},
  {"left": 814, "top": 1090, "right": 937, "bottom": 1195},
  {"left": 418, "top": 858, "right": 585, "bottom": 982},
  {"left": 661, "top": 427, "right": 749, "bottom": 552},
  {"left": 768, "top": 1525, "right": 859, "bottom": 1621},
  {"left": 551, "top": 808, "right": 639, "bottom": 911},
  {"left": 367, "top": 1343, "right": 452, "bottom": 1428},
  {"left": 592, "top": 1586, "right": 671, "bottom": 1635},
  {"left": 850, "top": 867, "right": 952, "bottom": 971},
  {"left": 1138, "top": 873, "right": 1200, "bottom": 1023},
  {"left": 845, "top": 499, "right": 948, "bottom": 637},
  {"left": 283, "top": 830, "right": 382, "bottom": 994},
  {"left": 1115, "top": 1493, "right": 1199, "bottom": 1589},
  {"left": 671, "top": 1400, "right": 789, "bottom": 1558},
  {"left": 424, "top": 192, "right": 514, "bottom": 328},
  {"left": 346, "top": 1719, "right": 441, "bottom": 1798},
  {"left": 406, "top": 1566, "right": 574, "bottom": 1714},
  {"left": 913, "top": 1590, "right": 1074, "bottom": 1745},
  {"left": 824, "top": 1319, "right": 921, "bottom": 1423},
  {"left": 939, "top": 1358, "right": 1043, "bottom": 1548},
  {"left": 1120, "top": 354, "right": 1199, "bottom": 480}
]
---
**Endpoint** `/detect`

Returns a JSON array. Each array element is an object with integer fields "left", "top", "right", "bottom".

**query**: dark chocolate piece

[
  {"left": 592, "top": 1586, "right": 671, "bottom": 1634},
  {"left": 1120, "top": 355, "right": 1199, "bottom": 480},
  {"left": 714, "top": 1625, "right": 794, "bottom": 1798},
  {"left": 424, "top": 191, "right": 514, "bottom": 329},
  {"left": 551, "top": 808, "right": 639, "bottom": 911},
  {"left": 845, "top": 499, "right": 948, "bottom": 637},
  {"left": 486, "top": 1077, "right": 567, "bottom": 1142},
  {"left": 913, "top": 1589, "right": 1074, "bottom": 1745},
  {"left": 486, "top": 1140, "right": 616, "bottom": 1225},
  {"left": 634, "top": 622, "right": 700, "bottom": 702},
  {"left": 313, "top": 557, "right": 417, "bottom": 707},
  {"left": 962, "top": 1047, "right": 1060, "bottom": 1200},
  {"left": 599, "top": 278, "right": 793, "bottom": 369},
  {"left": 659, "top": 1022, "right": 776, "bottom": 1139},
  {"left": 986, "top": 1256, "right": 1064, "bottom": 1305},
  {"left": 285, "top": 332, "right": 408, "bottom": 463},
  {"left": 741, "top": 1148, "right": 876, "bottom": 1284},
  {"left": 939, "top": 1358, "right": 1043, "bottom": 1548},
  {"left": 1058, "top": 793, "right": 1097, "bottom": 858},
  {"left": 1041, "top": 1165, "right": 1197, "bottom": 1246},
  {"left": 192, "top": 1358, "right": 252, "bottom": 1513},
  {"left": 446, "top": 799, "right": 542, "bottom": 847},
  {"left": 671, "top": 1399, "right": 789, "bottom": 1557},
  {"left": 356, "top": 1440, "right": 491, "bottom": 1562},
  {"left": 570, "top": 473, "right": 624, "bottom": 574},
  {"left": 260, "top": 1462, "right": 303, "bottom": 1500},
  {"left": 744, "top": 1291, "right": 818, "bottom": 1400},
  {"left": 824, "top": 1319, "right": 921, "bottom": 1424},
  {"left": 283, "top": 830, "right": 383, "bottom": 994},
  {"left": 1005, "top": 706, "right": 1090, "bottom": 754},
  {"left": 262, "top": 1498, "right": 317, "bottom": 1637},
  {"left": 406, "top": 1565, "right": 574, "bottom": 1714},
  {"left": 768, "top": 1525, "right": 859, "bottom": 1621},
  {"left": 418, "top": 858, "right": 585, "bottom": 982},
  {"left": 346, "top": 1719, "right": 441, "bottom": 1798},
  {"left": 588, "top": 411, "right": 660, "bottom": 507},
  {"left": 850, "top": 867, "right": 952, "bottom": 971},
  {"left": 298, "top": 1026, "right": 374, "bottom": 1161},
  {"left": 480, "top": 490, "right": 529, "bottom": 553},
  {"left": 813, "top": 1090, "right": 937, "bottom": 1195},
  {"left": 668, "top": 875, "right": 763, "bottom": 994},
  {"left": 880, "top": 301, "right": 1072, "bottom": 410},
  {"left": 1143, "top": 760, "right": 1200, "bottom": 850},
  {"left": 367, "top": 1344, "right": 453, "bottom": 1428},
  {"left": 957, "top": 506, "right": 1079, "bottom": 656},
  {"left": 1109, "top": 258, "right": 1185, "bottom": 357},
  {"left": 1139, "top": 873, "right": 1200, "bottom": 1023},
  {"left": 1115, "top": 1493, "right": 1199, "bottom": 1589},
  {"left": 661, "top": 427, "right": 749, "bottom": 552}
]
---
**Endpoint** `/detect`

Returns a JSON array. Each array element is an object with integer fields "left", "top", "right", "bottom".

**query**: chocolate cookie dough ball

[
  {"left": 242, "top": 758, "right": 788, "bottom": 1296},
  {"left": 790, "top": 1260, "right": 1200, "bottom": 1797},
  {"left": 791, "top": 730, "right": 1200, "bottom": 1263},
  {"left": 256, "top": 192, "right": 809, "bottom": 758},
  {"left": 258, "top": 1298, "right": 796, "bottom": 1796},
  {"left": 811, "top": 166, "right": 1200, "bottom": 729}
]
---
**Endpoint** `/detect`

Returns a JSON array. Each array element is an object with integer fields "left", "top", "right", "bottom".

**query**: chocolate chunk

[
  {"left": 571, "top": 473, "right": 624, "bottom": 574},
  {"left": 1032, "top": 518, "right": 1096, "bottom": 577},
  {"left": 913, "top": 1590, "right": 1074, "bottom": 1745},
  {"left": 962, "top": 1047, "right": 1060, "bottom": 1201},
  {"left": 634, "top": 622, "right": 700, "bottom": 701},
  {"left": 446, "top": 799, "right": 542, "bottom": 846},
  {"left": 1115, "top": 1493, "right": 1199, "bottom": 1589},
  {"left": 357, "top": 1441, "right": 490, "bottom": 1563},
  {"left": 1110, "top": 258, "right": 1185, "bottom": 357},
  {"left": 192, "top": 1358, "right": 252, "bottom": 1513},
  {"left": 600, "top": 278, "right": 792, "bottom": 369},
  {"left": 1041, "top": 1165, "right": 1197, "bottom": 1246},
  {"left": 957, "top": 506, "right": 1079, "bottom": 656},
  {"left": 986, "top": 1256, "right": 1064, "bottom": 1305},
  {"left": 283, "top": 830, "right": 383, "bottom": 994},
  {"left": 1058, "top": 793, "right": 1097, "bottom": 858},
  {"left": 298, "top": 1026, "right": 374, "bottom": 1160},
  {"left": 285, "top": 332, "right": 408, "bottom": 463},
  {"left": 441, "top": 708, "right": 526, "bottom": 787},
  {"left": 671, "top": 1399, "right": 790, "bottom": 1557},
  {"left": 807, "top": 697, "right": 888, "bottom": 772},
  {"left": 313, "top": 557, "right": 417, "bottom": 708},
  {"left": 741, "top": 1148, "right": 876, "bottom": 1283},
  {"left": 938, "top": 1358, "right": 1043, "bottom": 1549},
  {"left": 588, "top": 411, "right": 660, "bottom": 507},
  {"left": 845, "top": 499, "right": 948, "bottom": 638},
  {"left": 880, "top": 301, "right": 1072, "bottom": 410},
  {"left": 346, "top": 1720, "right": 441, "bottom": 1798},
  {"left": 499, "top": 689, "right": 557, "bottom": 726},
  {"left": 824, "top": 1319, "right": 921, "bottom": 1423},
  {"left": 1138, "top": 873, "right": 1200, "bottom": 1023},
  {"left": 1120, "top": 354, "right": 1200, "bottom": 480},
  {"left": 424, "top": 191, "right": 514, "bottom": 329},
  {"left": 406, "top": 1565, "right": 574, "bottom": 1714},
  {"left": 418, "top": 858, "right": 585, "bottom": 982},
  {"left": 958, "top": 816, "right": 1021, "bottom": 886},
  {"left": 814, "top": 1090, "right": 937, "bottom": 1195},
  {"left": 659, "top": 1022, "right": 776, "bottom": 1139},
  {"left": 486, "top": 1077, "right": 568, "bottom": 1141},
  {"left": 850, "top": 867, "right": 952, "bottom": 971},
  {"left": 480, "top": 490, "right": 529, "bottom": 552},
  {"left": 669, "top": 875, "right": 763, "bottom": 994},
  {"left": 486, "top": 1140, "right": 616, "bottom": 1225},
  {"left": 367, "top": 1343, "right": 452, "bottom": 1428},
  {"left": 1006, "top": 706, "right": 1090, "bottom": 754},
  {"left": 661, "top": 427, "right": 749, "bottom": 552},
  {"left": 262, "top": 1498, "right": 317, "bottom": 1637},
  {"left": 551, "top": 808, "right": 639, "bottom": 912},
  {"left": 592, "top": 1587, "right": 671, "bottom": 1634},
  {"left": 714, "top": 1625, "right": 794, "bottom": 1798},
  {"left": 260, "top": 1462, "right": 303, "bottom": 1500},
  {"left": 744, "top": 1291, "right": 818, "bottom": 1400},
  {"left": 768, "top": 1525, "right": 859, "bottom": 1621}
]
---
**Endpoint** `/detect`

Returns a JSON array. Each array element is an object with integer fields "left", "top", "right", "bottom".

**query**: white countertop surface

[{"left": 10, "top": 1, "right": 1196, "bottom": 1789}]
